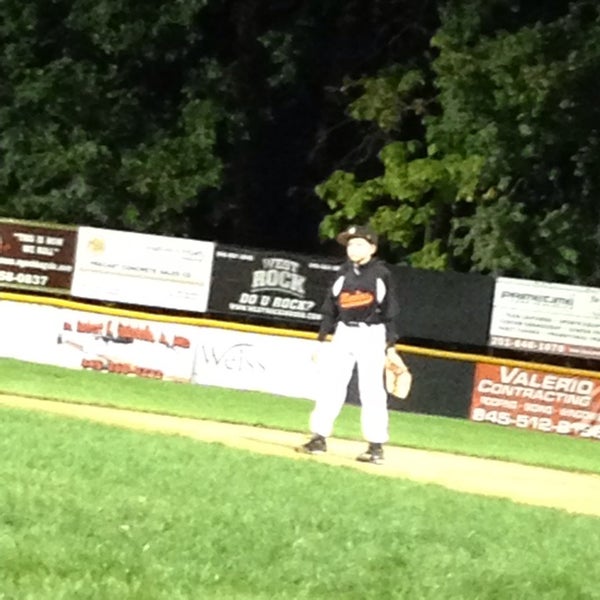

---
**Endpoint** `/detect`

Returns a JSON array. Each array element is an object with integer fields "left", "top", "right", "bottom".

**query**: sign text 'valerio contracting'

[
  {"left": 0, "top": 220, "right": 77, "bottom": 293},
  {"left": 470, "top": 363, "right": 600, "bottom": 440},
  {"left": 208, "top": 245, "right": 341, "bottom": 323}
]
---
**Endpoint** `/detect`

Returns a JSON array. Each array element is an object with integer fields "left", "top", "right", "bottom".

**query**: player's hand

[
  {"left": 312, "top": 343, "right": 325, "bottom": 363},
  {"left": 385, "top": 347, "right": 408, "bottom": 374}
]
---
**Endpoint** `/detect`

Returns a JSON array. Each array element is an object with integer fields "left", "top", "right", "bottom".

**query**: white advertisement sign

[
  {"left": 0, "top": 301, "right": 63, "bottom": 365},
  {"left": 0, "top": 301, "right": 196, "bottom": 382},
  {"left": 0, "top": 298, "right": 320, "bottom": 399},
  {"left": 192, "top": 328, "right": 319, "bottom": 400},
  {"left": 57, "top": 310, "right": 196, "bottom": 381},
  {"left": 489, "top": 277, "right": 600, "bottom": 358},
  {"left": 71, "top": 227, "right": 215, "bottom": 311}
]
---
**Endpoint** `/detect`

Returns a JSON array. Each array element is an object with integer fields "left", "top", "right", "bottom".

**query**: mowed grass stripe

[
  {"left": 1, "top": 358, "right": 600, "bottom": 474},
  {"left": 1, "top": 408, "right": 599, "bottom": 600}
]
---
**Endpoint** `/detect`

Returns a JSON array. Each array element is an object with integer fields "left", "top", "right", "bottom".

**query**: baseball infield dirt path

[{"left": 2, "top": 393, "right": 600, "bottom": 518}]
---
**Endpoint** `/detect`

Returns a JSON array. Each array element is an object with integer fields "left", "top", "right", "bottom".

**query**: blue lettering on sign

[{"left": 200, "top": 344, "right": 266, "bottom": 372}]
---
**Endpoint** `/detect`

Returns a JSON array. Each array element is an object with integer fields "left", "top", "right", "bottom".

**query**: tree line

[{"left": 1, "top": 0, "right": 598, "bottom": 284}]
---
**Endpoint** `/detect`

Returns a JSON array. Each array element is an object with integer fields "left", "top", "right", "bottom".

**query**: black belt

[{"left": 345, "top": 321, "right": 373, "bottom": 327}]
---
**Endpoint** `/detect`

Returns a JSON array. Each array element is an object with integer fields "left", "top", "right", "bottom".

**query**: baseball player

[{"left": 296, "top": 224, "right": 400, "bottom": 464}]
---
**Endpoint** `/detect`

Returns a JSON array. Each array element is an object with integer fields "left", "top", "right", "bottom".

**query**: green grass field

[
  {"left": 2, "top": 358, "right": 600, "bottom": 474},
  {"left": 2, "top": 358, "right": 600, "bottom": 598},
  {"left": 2, "top": 407, "right": 600, "bottom": 600}
]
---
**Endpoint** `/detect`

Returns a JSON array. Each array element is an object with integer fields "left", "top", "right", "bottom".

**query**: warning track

[{"left": 1, "top": 394, "right": 600, "bottom": 518}]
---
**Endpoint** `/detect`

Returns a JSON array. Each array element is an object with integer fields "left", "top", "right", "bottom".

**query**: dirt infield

[{"left": 2, "top": 393, "right": 600, "bottom": 518}]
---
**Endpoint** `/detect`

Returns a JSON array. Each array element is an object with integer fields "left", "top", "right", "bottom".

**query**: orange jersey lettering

[{"left": 339, "top": 291, "right": 375, "bottom": 309}]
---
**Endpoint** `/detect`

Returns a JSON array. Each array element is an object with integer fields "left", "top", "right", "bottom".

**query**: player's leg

[
  {"left": 297, "top": 325, "right": 356, "bottom": 453},
  {"left": 309, "top": 339, "right": 355, "bottom": 438},
  {"left": 355, "top": 325, "right": 388, "bottom": 462}
]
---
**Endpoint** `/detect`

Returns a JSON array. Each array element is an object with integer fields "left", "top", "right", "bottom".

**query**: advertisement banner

[
  {"left": 0, "top": 220, "right": 77, "bottom": 293},
  {"left": 489, "top": 277, "right": 600, "bottom": 359},
  {"left": 58, "top": 310, "right": 196, "bottom": 381},
  {"left": 71, "top": 227, "right": 215, "bottom": 312},
  {"left": 0, "top": 301, "right": 63, "bottom": 364},
  {"left": 208, "top": 245, "right": 340, "bottom": 323},
  {"left": 469, "top": 363, "right": 600, "bottom": 440},
  {"left": 0, "top": 300, "right": 196, "bottom": 382},
  {"left": 192, "top": 327, "right": 318, "bottom": 399}
]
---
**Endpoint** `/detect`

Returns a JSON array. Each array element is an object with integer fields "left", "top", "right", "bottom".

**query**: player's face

[{"left": 347, "top": 237, "right": 376, "bottom": 264}]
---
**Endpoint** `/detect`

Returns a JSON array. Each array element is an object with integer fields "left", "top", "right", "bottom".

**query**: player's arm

[
  {"left": 316, "top": 274, "right": 343, "bottom": 341},
  {"left": 376, "top": 267, "right": 400, "bottom": 352},
  {"left": 312, "top": 275, "right": 341, "bottom": 363}
]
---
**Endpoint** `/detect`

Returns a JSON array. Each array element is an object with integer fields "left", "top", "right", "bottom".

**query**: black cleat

[
  {"left": 356, "top": 443, "right": 384, "bottom": 465},
  {"left": 296, "top": 434, "right": 327, "bottom": 455}
]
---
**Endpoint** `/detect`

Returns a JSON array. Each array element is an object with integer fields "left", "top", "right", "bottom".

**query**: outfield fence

[{"left": 2, "top": 290, "right": 600, "bottom": 441}]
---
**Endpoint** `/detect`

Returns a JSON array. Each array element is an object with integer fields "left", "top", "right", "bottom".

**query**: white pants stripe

[{"left": 310, "top": 322, "right": 389, "bottom": 443}]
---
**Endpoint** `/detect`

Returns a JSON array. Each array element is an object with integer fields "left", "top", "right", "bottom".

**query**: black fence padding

[
  {"left": 389, "top": 353, "right": 475, "bottom": 418},
  {"left": 390, "top": 266, "right": 495, "bottom": 348},
  {"left": 346, "top": 353, "right": 475, "bottom": 419}
]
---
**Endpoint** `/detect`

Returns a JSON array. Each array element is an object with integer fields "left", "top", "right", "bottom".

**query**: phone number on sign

[
  {"left": 489, "top": 336, "right": 566, "bottom": 353},
  {"left": 471, "top": 408, "right": 600, "bottom": 439},
  {"left": 0, "top": 270, "right": 49, "bottom": 286}
]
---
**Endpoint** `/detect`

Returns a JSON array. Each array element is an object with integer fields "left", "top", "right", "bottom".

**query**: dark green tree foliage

[
  {"left": 0, "top": 0, "right": 225, "bottom": 234},
  {"left": 6, "top": 0, "right": 597, "bottom": 283},
  {"left": 318, "top": 1, "right": 600, "bottom": 284},
  {"left": 0, "top": 0, "right": 438, "bottom": 250},
  {"left": 201, "top": 0, "right": 439, "bottom": 251}
]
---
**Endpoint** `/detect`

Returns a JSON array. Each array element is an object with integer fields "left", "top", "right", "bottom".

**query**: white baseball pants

[{"left": 310, "top": 322, "right": 389, "bottom": 443}]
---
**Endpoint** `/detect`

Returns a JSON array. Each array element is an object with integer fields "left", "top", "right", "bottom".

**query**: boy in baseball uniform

[{"left": 297, "top": 224, "right": 400, "bottom": 464}]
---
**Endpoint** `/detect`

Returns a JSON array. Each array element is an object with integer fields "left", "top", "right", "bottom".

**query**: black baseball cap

[{"left": 336, "top": 224, "right": 378, "bottom": 246}]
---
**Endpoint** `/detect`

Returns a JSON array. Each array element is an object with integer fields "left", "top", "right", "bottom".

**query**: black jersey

[{"left": 317, "top": 258, "right": 399, "bottom": 346}]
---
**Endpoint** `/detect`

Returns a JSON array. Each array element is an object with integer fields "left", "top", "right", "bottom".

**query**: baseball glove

[{"left": 385, "top": 350, "right": 412, "bottom": 399}]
